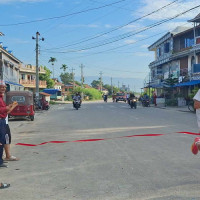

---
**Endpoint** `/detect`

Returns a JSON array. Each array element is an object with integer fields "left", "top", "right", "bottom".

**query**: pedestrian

[
  {"left": 191, "top": 89, "right": 200, "bottom": 154},
  {"left": 4, "top": 115, "right": 19, "bottom": 161},
  {"left": 153, "top": 92, "right": 157, "bottom": 106},
  {"left": 0, "top": 80, "right": 18, "bottom": 167},
  {"left": 0, "top": 182, "right": 10, "bottom": 189}
]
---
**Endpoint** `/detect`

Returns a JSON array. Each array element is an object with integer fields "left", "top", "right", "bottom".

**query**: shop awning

[
  {"left": 174, "top": 80, "right": 200, "bottom": 87},
  {"left": 5, "top": 80, "right": 23, "bottom": 87}
]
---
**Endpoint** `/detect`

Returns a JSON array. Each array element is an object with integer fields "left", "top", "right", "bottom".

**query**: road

[{"left": 1, "top": 100, "right": 200, "bottom": 200}]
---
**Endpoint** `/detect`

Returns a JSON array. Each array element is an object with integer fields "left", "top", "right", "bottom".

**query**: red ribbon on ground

[{"left": 15, "top": 132, "right": 200, "bottom": 147}]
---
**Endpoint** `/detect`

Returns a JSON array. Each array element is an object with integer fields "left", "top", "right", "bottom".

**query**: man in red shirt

[{"left": 0, "top": 80, "right": 15, "bottom": 168}]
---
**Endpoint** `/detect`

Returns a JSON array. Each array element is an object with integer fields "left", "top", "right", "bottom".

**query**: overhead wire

[
  {"left": 0, "top": 0, "right": 127, "bottom": 27},
  {"left": 41, "top": 3, "right": 200, "bottom": 54},
  {"left": 42, "top": 0, "right": 179, "bottom": 51}
]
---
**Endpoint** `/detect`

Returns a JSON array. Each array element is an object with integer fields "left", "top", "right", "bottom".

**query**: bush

[
  {"left": 49, "top": 100, "right": 56, "bottom": 105},
  {"left": 83, "top": 88, "right": 102, "bottom": 100},
  {"left": 165, "top": 98, "right": 177, "bottom": 106}
]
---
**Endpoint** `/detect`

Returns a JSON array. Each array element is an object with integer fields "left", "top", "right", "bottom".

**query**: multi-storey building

[
  {"left": 147, "top": 13, "right": 200, "bottom": 98},
  {"left": 19, "top": 64, "right": 47, "bottom": 93},
  {"left": 0, "top": 41, "right": 24, "bottom": 91}
]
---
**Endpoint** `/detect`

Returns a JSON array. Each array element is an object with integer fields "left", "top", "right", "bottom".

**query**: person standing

[
  {"left": 0, "top": 80, "right": 17, "bottom": 167},
  {"left": 153, "top": 92, "right": 157, "bottom": 106},
  {"left": 191, "top": 89, "right": 200, "bottom": 154}
]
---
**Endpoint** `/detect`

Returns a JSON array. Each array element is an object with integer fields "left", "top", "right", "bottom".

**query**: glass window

[{"left": 11, "top": 96, "right": 25, "bottom": 103}]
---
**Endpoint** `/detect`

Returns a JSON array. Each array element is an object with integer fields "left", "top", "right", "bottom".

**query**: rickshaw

[{"left": 6, "top": 91, "right": 35, "bottom": 121}]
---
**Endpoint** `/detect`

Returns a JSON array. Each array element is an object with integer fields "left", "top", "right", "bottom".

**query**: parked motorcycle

[
  {"left": 73, "top": 100, "right": 81, "bottom": 110},
  {"left": 130, "top": 98, "right": 137, "bottom": 109}
]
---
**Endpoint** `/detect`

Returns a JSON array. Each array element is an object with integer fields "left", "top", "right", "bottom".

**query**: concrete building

[{"left": 19, "top": 64, "right": 47, "bottom": 93}]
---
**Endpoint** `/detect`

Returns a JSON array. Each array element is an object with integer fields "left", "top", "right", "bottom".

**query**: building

[
  {"left": 19, "top": 64, "right": 47, "bottom": 93},
  {"left": 147, "top": 13, "right": 200, "bottom": 98},
  {"left": 0, "top": 40, "right": 24, "bottom": 91}
]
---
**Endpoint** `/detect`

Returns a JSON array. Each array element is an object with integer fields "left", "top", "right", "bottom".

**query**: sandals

[
  {"left": 0, "top": 183, "right": 10, "bottom": 189},
  {"left": 4, "top": 156, "right": 19, "bottom": 161}
]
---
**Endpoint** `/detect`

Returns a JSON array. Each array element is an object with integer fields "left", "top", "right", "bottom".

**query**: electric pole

[
  {"left": 99, "top": 71, "right": 103, "bottom": 92},
  {"left": 32, "top": 31, "right": 44, "bottom": 104},
  {"left": 118, "top": 81, "right": 120, "bottom": 90},
  {"left": 111, "top": 77, "right": 113, "bottom": 95},
  {"left": 80, "top": 64, "right": 84, "bottom": 99},
  {"left": 71, "top": 68, "right": 75, "bottom": 90}
]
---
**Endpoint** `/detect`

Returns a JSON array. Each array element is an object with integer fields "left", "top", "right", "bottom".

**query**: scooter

[
  {"left": 73, "top": 100, "right": 81, "bottom": 110},
  {"left": 142, "top": 99, "right": 150, "bottom": 107}
]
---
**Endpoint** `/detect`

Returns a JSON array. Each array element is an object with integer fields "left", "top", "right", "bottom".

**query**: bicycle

[{"left": 188, "top": 100, "right": 196, "bottom": 113}]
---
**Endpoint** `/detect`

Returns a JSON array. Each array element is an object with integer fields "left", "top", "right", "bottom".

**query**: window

[
  {"left": 21, "top": 74, "right": 25, "bottom": 80},
  {"left": 164, "top": 43, "right": 170, "bottom": 53},
  {"left": 11, "top": 96, "right": 25, "bottom": 103}
]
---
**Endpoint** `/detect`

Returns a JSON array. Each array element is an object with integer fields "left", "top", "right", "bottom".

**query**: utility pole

[
  {"left": 99, "top": 71, "right": 103, "bottom": 92},
  {"left": 32, "top": 31, "right": 44, "bottom": 104},
  {"left": 71, "top": 68, "right": 75, "bottom": 90},
  {"left": 118, "top": 81, "right": 120, "bottom": 90},
  {"left": 80, "top": 64, "right": 84, "bottom": 99},
  {"left": 111, "top": 77, "right": 113, "bottom": 95}
]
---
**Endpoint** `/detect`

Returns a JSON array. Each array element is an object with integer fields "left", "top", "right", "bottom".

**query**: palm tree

[
  {"left": 60, "top": 64, "right": 68, "bottom": 72},
  {"left": 48, "top": 57, "right": 57, "bottom": 78}
]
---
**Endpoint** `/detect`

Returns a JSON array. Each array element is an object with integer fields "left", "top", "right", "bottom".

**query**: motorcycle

[
  {"left": 142, "top": 99, "right": 150, "bottom": 107},
  {"left": 130, "top": 98, "right": 137, "bottom": 109},
  {"left": 73, "top": 100, "right": 81, "bottom": 110}
]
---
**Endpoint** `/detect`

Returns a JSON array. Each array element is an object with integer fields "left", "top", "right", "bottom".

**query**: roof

[
  {"left": 39, "top": 92, "right": 51, "bottom": 96},
  {"left": 43, "top": 89, "right": 61, "bottom": 94},
  {"left": 188, "top": 13, "right": 200, "bottom": 23}
]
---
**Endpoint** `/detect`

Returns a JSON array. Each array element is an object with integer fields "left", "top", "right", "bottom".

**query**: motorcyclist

[
  {"left": 73, "top": 92, "right": 82, "bottom": 107},
  {"left": 142, "top": 93, "right": 150, "bottom": 106},
  {"left": 128, "top": 92, "right": 135, "bottom": 105}
]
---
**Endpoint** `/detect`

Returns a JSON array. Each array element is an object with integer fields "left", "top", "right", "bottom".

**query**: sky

[{"left": 0, "top": 0, "right": 199, "bottom": 92}]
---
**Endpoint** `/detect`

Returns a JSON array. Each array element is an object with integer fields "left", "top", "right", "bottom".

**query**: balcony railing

[{"left": 20, "top": 79, "right": 47, "bottom": 88}]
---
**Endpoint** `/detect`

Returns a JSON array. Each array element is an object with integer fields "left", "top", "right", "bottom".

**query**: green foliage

[
  {"left": 83, "top": 88, "right": 102, "bottom": 100},
  {"left": 49, "top": 100, "right": 56, "bottom": 105},
  {"left": 60, "top": 72, "right": 73, "bottom": 84},
  {"left": 48, "top": 57, "right": 57, "bottom": 65},
  {"left": 189, "top": 87, "right": 199, "bottom": 99},
  {"left": 165, "top": 98, "right": 177, "bottom": 106},
  {"left": 39, "top": 66, "right": 54, "bottom": 88},
  {"left": 91, "top": 80, "right": 101, "bottom": 88},
  {"left": 60, "top": 64, "right": 68, "bottom": 72}
]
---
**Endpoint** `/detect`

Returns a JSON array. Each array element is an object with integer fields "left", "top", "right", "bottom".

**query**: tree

[
  {"left": 39, "top": 66, "right": 54, "bottom": 88},
  {"left": 60, "top": 64, "right": 68, "bottom": 72},
  {"left": 48, "top": 57, "right": 57, "bottom": 78},
  {"left": 91, "top": 80, "right": 101, "bottom": 88},
  {"left": 60, "top": 72, "right": 73, "bottom": 85},
  {"left": 164, "top": 74, "right": 178, "bottom": 99}
]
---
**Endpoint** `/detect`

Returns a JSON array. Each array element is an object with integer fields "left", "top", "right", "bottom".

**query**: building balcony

[{"left": 19, "top": 79, "right": 47, "bottom": 88}]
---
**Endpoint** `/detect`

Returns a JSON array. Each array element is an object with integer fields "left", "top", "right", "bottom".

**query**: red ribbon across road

[{"left": 15, "top": 132, "right": 200, "bottom": 147}]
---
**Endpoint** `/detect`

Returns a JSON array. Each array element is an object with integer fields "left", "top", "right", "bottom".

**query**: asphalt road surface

[{"left": 1, "top": 100, "right": 200, "bottom": 200}]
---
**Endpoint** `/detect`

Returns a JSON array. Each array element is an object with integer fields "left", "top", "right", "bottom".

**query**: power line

[
  {"left": 43, "top": 0, "right": 179, "bottom": 51},
  {"left": 0, "top": 0, "right": 127, "bottom": 27},
  {"left": 42, "top": 4, "right": 200, "bottom": 54}
]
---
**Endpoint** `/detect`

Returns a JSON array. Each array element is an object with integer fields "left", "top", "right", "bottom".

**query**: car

[{"left": 115, "top": 92, "right": 126, "bottom": 102}]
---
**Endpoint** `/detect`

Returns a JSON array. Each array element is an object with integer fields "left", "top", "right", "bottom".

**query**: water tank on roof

[{"left": 3, "top": 46, "right": 8, "bottom": 50}]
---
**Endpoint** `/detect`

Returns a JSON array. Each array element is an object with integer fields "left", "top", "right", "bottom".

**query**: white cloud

[
  {"left": 140, "top": 44, "right": 149, "bottom": 48},
  {"left": 105, "top": 24, "right": 112, "bottom": 28},
  {"left": 124, "top": 39, "right": 136, "bottom": 44},
  {"left": 135, "top": 0, "right": 200, "bottom": 21}
]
